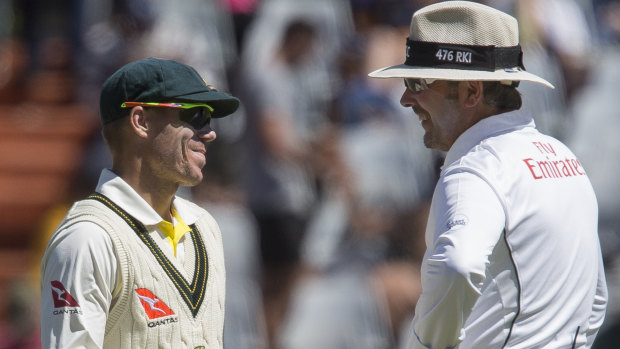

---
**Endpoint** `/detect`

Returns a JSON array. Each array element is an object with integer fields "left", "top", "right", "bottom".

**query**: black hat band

[{"left": 405, "top": 39, "right": 524, "bottom": 72}]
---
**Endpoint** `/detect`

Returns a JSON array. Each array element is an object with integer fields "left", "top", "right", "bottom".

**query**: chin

[
  {"left": 179, "top": 171, "right": 204, "bottom": 187},
  {"left": 188, "top": 175, "right": 204, "bottom": 187}
]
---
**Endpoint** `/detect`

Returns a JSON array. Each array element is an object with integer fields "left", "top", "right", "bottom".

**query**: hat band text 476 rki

[{"left": 405, "top": 39, "right": 524, "bottom": 72}]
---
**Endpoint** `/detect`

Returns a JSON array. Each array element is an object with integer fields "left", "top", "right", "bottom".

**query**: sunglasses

[
  {"left": 121, "top": 102, "right": 213, "bottom": 129},
  {"left": 404, "top": 78, "right": 437, "bottom": 92}
]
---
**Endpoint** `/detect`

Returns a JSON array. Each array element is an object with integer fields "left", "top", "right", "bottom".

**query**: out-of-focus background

[{"left": 0, "top": 0, "right": 619, "bottom": 348}]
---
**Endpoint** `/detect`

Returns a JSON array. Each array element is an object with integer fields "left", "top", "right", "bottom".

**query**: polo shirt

[{"left": 407, "top": 110, "right": 607, "bottom": 348}]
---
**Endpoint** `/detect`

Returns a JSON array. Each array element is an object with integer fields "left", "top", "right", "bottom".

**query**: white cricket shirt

[
  {"left": 407, "top": 110, "right": 607, "bottom": 349},
  {"left": 40, "top": 169, "right": 204, "bottom": 348}
]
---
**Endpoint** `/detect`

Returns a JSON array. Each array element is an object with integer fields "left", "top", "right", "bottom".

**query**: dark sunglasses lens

[
  {"left": 404, "top": 78, "right": 420, "bottom": 92},
  {"left": 180, "top": 108, "right": 210, "bottom": 129},
  {"left": 404, "top": 78, "right": 415, "bottom": 91}
]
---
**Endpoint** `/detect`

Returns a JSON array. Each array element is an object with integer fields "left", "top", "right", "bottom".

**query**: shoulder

[
  {"left": 445, "top": 142, "right": 504, "bottom": 179},
  {"left": 51, "top": 220, "right": 111, "bottom": 248},
  {"left": 42, "top": 197, "right": 121, "bottom": 267},
  {"left": 41, "top": 219, "right": 118, "bottom": 292},
  {"left": 51, "top": 198, "right": 124, "bottom": 244},
  {"left": 43, "top": 220, "right": 116, "bottom": 269}
]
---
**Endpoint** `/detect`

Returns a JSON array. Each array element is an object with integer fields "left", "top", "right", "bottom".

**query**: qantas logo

[
  {"left": 135, "top": 288, "right": 175, "bottom": 320},
  {"left": 50, "top": 280, "right": 80, "bottom": 308}
]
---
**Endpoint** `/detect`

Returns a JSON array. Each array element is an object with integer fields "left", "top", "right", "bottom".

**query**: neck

[{"left": 112, "top": 163, "right": 177, "bottom": 222}]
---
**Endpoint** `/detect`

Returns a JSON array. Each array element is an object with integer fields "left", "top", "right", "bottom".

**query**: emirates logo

[
  {"left": 50, "top": 280, "right": 80, "bottom": 308},
  {"left": 135, "top": 288, "right": 175, "bottom": 319}
]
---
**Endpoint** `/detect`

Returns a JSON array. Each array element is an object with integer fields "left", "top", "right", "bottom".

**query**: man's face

[
  {"left": 146, "top": 107, "right": 216, "bottom": 187},
  {"left": 399, "top": 80, "right": 466, "bottom": 152}
]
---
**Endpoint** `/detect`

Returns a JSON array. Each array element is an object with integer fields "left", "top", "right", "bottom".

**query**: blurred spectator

[
  {"left": 0, "top": 20, "right": 97, "bottom": 349},
  {"left": 0, "top": 280, "right": 40, "bottom": 349},
  {"left": 301, "top": 31, "right": 438, "bottom": 270},
  {"left": 0, "top": 38, "right": 28, "bottom": 104},
  {"left": 279, "top": 25, "right": 437, "bottom": 348},
  {"left": 238, "top": 1, "right": 355, "bottom": 345},
  {"left": 280, "top": 259, "right": 421, "bottom": 349},
  {"left": 219, "top": 0, "right": 260, "bottom": 54},
  {"left": 73, "top": 0, "right": 158, "bottom": 101},
  {"left": 568, "top": 1, "right": 620, "bottom": 347},
  {"left": 128, "top": 0, "right": 236, "bottom": 88},
  {"left": 514, "top": 0, "right": 597, "bottom": 140},
  {"left": 192, "top": 177, "right": 269, "bottom": 349},
  {"left": 240, "top": 17, "right": 329, "bottom": 347}
]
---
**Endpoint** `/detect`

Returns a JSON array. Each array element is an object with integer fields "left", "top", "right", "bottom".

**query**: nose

[
  {"left": 400, "top": 88, "right": 417, "bottom": 108},
  {"left": 197, "top": 127, "right": 217, "bottom": 142}
]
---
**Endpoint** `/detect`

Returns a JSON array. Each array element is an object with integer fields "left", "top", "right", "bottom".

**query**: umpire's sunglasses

[
  {"left": 121, "top": 102, "right": 213, "bottom": 129},
  {"left": 404, "top": 78, "right": 437, "bottom": 93}
]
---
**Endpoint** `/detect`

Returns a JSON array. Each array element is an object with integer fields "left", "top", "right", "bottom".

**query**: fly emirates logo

[{"left": 522, "top": 141, "right": 586, "bottom": 180}]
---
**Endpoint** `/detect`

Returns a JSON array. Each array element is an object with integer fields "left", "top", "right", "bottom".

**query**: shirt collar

[
  {"left": 443, "top": 110, "right": 536, "bottom": 167},
  {"left": 170, "top": 195, "right": 203, "bottom": 225},
  {"left": 95, "top": 169, "right": 203, "bottom": 226}
]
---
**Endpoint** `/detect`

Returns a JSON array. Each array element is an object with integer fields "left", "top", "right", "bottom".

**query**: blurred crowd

[{"left": 0, "top": 0, "right": 619, "bottom": 348}]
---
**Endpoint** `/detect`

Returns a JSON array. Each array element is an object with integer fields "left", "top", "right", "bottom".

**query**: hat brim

[
  {"left": 368, "top": 64, "right": 554, "bottom": 89},
  {"left": 174, "top": 90, "right": 241, "bottom": 118}
]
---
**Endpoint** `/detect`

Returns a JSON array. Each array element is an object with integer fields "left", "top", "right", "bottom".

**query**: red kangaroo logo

[
  {"left": 135, "top": 288, "right": 175, "bottom": 319},
  {"left": 50, "top": 280, "right": 80, "bottom": 308}
]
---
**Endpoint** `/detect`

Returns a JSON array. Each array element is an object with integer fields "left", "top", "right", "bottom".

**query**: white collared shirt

[
  {"left": 40, "top": 169, "right": 204, "bottom": 348},
  {"left": 407, "top": 110, "right": 607, "bottom": 349}
]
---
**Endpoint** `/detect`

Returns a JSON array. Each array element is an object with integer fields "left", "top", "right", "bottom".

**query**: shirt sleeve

[
  {"left": 409, "top": 169, "right": 506, "bottom": 349},
  {"left": 586, "top": 248, "right": 608, "bottom": 346},
  {"left": 40, "top": 221, "right": 119, "bottom": 349}
]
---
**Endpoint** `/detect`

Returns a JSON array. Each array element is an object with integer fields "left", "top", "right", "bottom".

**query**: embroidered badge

[{"left": 135, "top": 288, "right": 175, "bottom": 319}]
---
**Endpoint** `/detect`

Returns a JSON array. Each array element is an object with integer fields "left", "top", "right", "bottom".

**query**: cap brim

[
  {"left": 174, "top": 90, "right": 240, "bottom": 118},
  {"left": 368, "top": 64, "right": 554, "bottom": 89}
]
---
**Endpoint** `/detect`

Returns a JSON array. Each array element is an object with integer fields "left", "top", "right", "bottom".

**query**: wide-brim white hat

[{"left": 368, "top": 1, "right": 554, "bottom": 89}]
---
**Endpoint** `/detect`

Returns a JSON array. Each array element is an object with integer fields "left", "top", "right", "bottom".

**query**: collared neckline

[
  {"left": 443, "top": 110, "right": 536, "bottom": 167},
  {"left": 158, "top": 206, "right": 192, "bottom": 256},
  {"left": 95, "top": 169, "right": 203, "bottom": 226}
]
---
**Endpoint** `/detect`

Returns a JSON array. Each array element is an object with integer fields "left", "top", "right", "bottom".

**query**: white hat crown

[{"left": 412, "top": 1, "right": 518, "bottom": 46}]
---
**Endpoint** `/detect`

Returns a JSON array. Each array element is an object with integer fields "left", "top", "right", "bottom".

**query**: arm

[
  {"left": 586, "top": 247, "right": 608, "bottom": 346},
  {"left": 258, "top": 111, "right": 306, "bottom": 162},
  {"left": 409, "top": 170, "right": 505, "bottom": 349},
  {"left": 40, "top": 221, "right": 118, "bottom": 348}
]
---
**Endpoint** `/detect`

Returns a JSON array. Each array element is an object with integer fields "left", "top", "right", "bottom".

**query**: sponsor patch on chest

[{"left": 135, "top": 288, "right": 179, "bottom": 327}]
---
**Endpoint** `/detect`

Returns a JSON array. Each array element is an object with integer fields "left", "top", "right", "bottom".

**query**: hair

[
  {"left": 280, "top": 19, "right": 316, "bottom": 64},
  {"left": 101, "top": 111, "right": 130, "bottom": 155},
  {"left": 282, "top": 19, "right": 316, "bottom": 46},
  {"left": 482, "top": 81, "right": 522, "bottom": 112},
  {"left": 444, "top": 81, "right": 522, "bottom": 113}
]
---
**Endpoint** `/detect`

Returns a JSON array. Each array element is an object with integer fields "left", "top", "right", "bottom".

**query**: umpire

[{"left": 369, "top": 2, "right": 607, "bottom": 348}]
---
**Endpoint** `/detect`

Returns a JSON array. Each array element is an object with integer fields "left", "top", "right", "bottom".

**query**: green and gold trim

[{"left": 88, "top": 193, "right": 208, "bottom": 317}]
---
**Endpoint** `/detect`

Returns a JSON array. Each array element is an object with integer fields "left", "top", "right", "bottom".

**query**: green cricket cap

[{"left": 100, "top": 57, "right": 240, "bottom": 124}]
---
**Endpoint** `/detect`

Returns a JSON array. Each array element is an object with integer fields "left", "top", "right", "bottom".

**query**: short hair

[
  {"left": 101, "top": 110, "right": 130, "bottom": 154},
  {"left": 282, "top": 19, "right": 316, "bottom": 46},
  {"left": 444, "top": 81, "right": 522, "bottom": 113},
  {"left": 482, "top": 81, "right": 522, "bottom": 112}
]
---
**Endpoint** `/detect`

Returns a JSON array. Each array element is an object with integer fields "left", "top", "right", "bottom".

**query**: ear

[
  {"left": 128, "top": 107, "right": 149, "bottom": 139},
  {"left": 460, "top": 81, "right": 484, "bottom": 108}
]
